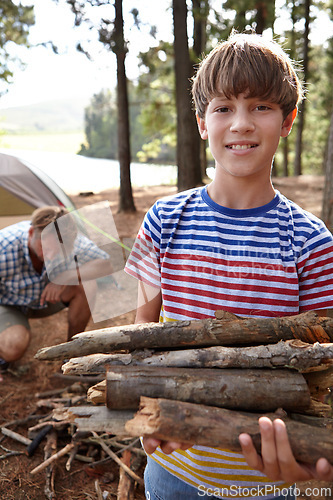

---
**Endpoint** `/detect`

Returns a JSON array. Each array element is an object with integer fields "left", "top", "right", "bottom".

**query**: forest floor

[{"left": 0, "top": 176, "right": 332, "bottom": 500}]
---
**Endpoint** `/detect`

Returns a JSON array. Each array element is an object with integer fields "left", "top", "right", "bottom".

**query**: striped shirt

[
  {"left": 125, "top": 186, "right": 333, "bottom": 498},
  {"left": 0, "top": 221, "right": 109, "bottom": 311}
]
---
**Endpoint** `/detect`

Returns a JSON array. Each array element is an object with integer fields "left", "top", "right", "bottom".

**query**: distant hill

[{"left": 0, "top": 97, "right": 89, "bottom": 133}]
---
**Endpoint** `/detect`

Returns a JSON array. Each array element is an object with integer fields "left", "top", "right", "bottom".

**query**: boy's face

[{"left": 197, "top": 93, "right": 295, "bottom": 181}]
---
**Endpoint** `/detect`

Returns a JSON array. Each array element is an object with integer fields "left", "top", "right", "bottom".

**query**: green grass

[{"left": 0, "top": 131, "right": 86, "bottom": 154}]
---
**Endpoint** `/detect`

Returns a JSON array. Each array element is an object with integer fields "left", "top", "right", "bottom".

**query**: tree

[
  {"left": 60, "top": 0, "right": 136, "bottom": 212},
  {"left": 322, "top": 108, "right": 333, "bottom": 229},
  {"left": 104, "top": 0, "right": 135, "bottom": 212},
  {"left": 79, "top": 89, "right": 118, "bottom": 159},
  {"left": 222, "top": 0, "right": 275, "bottom": 34},
  {"left": 192, "top": 0, "right": 209, "bottom": 178},
  {"left": 293, "top": 0, "right": 311, "bottom": 176},
  {"left": 173, "top": 0, "right": 202, "bottom": 191},
  {"left": 0, "top": 1, "right": 35, "bottom": 89}
]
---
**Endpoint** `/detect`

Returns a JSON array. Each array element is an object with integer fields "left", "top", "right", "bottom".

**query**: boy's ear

[
  {"left": 196, "top": 114, "right": 208, "bottom": 140},
  {"left": 281, "top": 107, "right": 297, "bottom": 138}
]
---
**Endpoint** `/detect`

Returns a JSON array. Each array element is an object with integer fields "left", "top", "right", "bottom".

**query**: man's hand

[
  {"left": 142, "top": 437, "right": 192, "bottom": 455},
  {"left": 40, "top": 283, "right": 67, "bottom": 306},
  {"left": 239, "top": 417, "right": 333, "bottom": 482}
]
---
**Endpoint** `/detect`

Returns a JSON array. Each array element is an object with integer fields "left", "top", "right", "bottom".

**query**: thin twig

[
  {"left": 0, "top": 444, "right": 25, "bottom": 460},
  {"left": 114, "top": 438, "right": 142, "bottom": 456},
  {"left": 30, "top": 443, "right": 75, "bottom": 475},
  {"left": 0, "top": 392, "right": 15, "bottom": 405},
  {"left": 90, "top": 433, "right": 144, "bottom": 486},
  {"left": 1, "top": 427, "right": 32, "bottom": 446}
]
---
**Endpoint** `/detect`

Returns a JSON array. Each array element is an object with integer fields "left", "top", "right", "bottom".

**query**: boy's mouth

[{"left": 226, "top": 144, "right": 258, "bottom": 150}]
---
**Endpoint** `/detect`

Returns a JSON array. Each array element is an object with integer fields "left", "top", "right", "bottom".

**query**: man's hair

[
  {"left": 31, "top": 206, "right": 68, "bottom": 231},
  {"left": 192, "top": 32, "right": 304, "bottom": 119},
  {"left": 31, "top": 206, "right": 78, "bottom": 244}
]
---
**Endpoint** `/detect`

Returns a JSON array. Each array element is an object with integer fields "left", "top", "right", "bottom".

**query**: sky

[
  {"left": 0, "top": 0, "right": 172, "bottom": 109},
  {"left": 0, "top": 0, "right": 331, "bottom": 110}
]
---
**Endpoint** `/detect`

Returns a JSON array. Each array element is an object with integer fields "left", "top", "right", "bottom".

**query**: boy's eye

[
  {"left": 216, "top": 107, "right": 229, "bottom": 113},
  {"left": 256, "top": 105, "right": 271, "bottom": 111}
]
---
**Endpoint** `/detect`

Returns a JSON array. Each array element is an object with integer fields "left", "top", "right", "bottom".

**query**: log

[
  {"left": 62, "top": 340, "right": 333, "bottom": 375},
  {"left": 303, "top": 367, "right": 333, "bottom": 398},
  {"left": 67, "top": 406, "right": 135, "bottom": 435},
  {"left": 105, "top": 366, "right": 311, "bottom": 411},
  {"left": 125, "top": 397, "right": 333, "bottom": 465},
  {"left": 35, "top": 311, "right": 333, "bottom": 361},
  {"left": 87, "top": 379, "right": 106, "bottom": 405},
  {"left": 117, "top": 450, "right": 134, "bottom": 500}
]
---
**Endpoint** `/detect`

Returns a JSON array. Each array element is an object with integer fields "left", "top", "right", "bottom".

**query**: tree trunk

[
  {"left": 173, "top": 0, "right": 202, "bottom": 191},
  {"left": 114, "top": 0, "right": 136, "bottom": 212},
  {"left": 294, "top": 0, "right": 310, "bottom": 176},
  {"left": 106, "top": 366, "right": 311, "bottom": 411},
  {"left": 321, "top": 109, "right": 333, "bottom": 229},
  {"left": 125, "top": 397, "right": 333, "bottom": 465},
  {"left": 62, "top": 340, "right": 333, "bottom": 374},
  {"left": 35, "top": 311, "right": 333, "bottom": 361},
  {"left": 192, "top": 0, "right": 208, "bottom": 179}
]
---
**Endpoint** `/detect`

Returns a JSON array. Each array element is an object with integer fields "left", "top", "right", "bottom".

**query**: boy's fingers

[
  {"left": 239, "top": 433, "right": 263, "bottom": 472},
  {"left": 316, "top": 458, "right": 333, "bottom": 481},
  {"left": 273, "top": 419, "right": 310, "bottom": 482},
  {"left": 160, "top": 441, "right": 183, "bottom": 454},
  {"left": 142, "top": 437, "right": 161, "bottom": 455},
  {"left": 258, "top": 417, "right": 281, "bottom": 480}
]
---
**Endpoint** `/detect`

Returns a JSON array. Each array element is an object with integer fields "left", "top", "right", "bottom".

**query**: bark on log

[
  {"left": 62, "top": 340, "right": 333, "bottom": 375},
  {"left": 125, "top": 397, "right": 333, "bottom": 465},
  {"left": 105, "top": 366, "right": 311, "bottom": 411},
  {"left": 35, "top": 311, "right": 333, "bottom": 361}
]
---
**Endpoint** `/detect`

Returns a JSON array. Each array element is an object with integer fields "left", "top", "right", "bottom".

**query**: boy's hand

[
  {"left": 142, "top": 437, "right": 192, "bottom": 455},
  {"left": 239, "top": 417, "right": 333, "bottom": 482}
]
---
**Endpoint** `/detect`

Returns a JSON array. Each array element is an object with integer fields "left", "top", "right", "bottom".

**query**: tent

[{"left": 0, "top": 152, "right": 76, "bottom": 222}]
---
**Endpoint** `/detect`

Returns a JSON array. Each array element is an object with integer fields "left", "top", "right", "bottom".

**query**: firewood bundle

[{"left": 35, "top": 311, "right": 333, "bottom": 465}]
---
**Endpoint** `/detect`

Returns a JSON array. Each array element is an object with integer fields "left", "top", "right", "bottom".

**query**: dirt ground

[{"left": 0, "top": 177, "right": 332, "bottom": 499}]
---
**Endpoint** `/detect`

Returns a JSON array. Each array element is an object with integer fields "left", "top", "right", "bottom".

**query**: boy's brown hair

[{"left": 192, "top": 32, "right": 304, "bottom": 119}]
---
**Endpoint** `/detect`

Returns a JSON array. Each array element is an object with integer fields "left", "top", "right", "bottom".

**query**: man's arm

[{"left": 48, "top": 258, "right": 113, "bottom": 286}]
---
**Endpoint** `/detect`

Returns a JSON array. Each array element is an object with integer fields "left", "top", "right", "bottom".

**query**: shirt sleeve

[
  {"left": 297, "top": 222, "right": 333, "bottom": 311},
  {"left": 125, "top": 204, "right": 161, "bottom": 289}
]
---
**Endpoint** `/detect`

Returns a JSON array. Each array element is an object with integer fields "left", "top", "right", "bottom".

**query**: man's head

[
  {"left": 29, "top": 206, "right": 77, "bottom": 261},
  {"left": 192, "top": 32, "right": 304, "bottom": 120}
]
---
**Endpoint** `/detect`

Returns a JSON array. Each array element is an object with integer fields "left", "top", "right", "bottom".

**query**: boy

[{"left": 125, "top": 32, "right": 333, "bottom": 499}]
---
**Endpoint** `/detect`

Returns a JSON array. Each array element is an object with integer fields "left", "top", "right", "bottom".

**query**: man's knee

[{"left": 0, "top": 324, "right": 31, "bottom": 362}]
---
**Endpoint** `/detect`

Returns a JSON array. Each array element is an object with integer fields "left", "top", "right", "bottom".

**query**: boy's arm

[
  {"left": 135, "top": 281, "right": 162, "bottom": 324},
  {"left": 239, "top": 417, "right": 333, "bottom": 482}
]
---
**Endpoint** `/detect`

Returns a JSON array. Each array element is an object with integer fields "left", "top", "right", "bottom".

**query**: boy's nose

[{"left": 229, "top": 111, "right": 255, "bottom": 133}]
